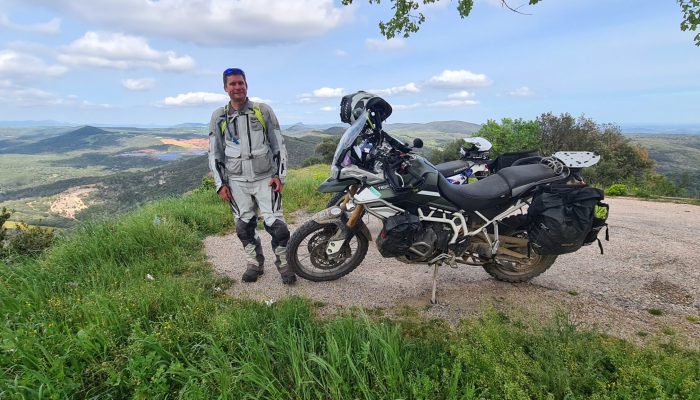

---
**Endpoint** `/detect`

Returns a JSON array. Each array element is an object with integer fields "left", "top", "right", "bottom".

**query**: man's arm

[
  {"left": 263, "top": 104, "right": 288, "bottom": 183},
  {"left": 208, "top": 109, "right": 226, "bottom": 191}
]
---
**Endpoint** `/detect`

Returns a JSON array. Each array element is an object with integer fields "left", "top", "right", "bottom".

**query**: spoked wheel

[
  {"left": 481, "top": 215, "right": 558, "bottom": 283},
  {"left": 288, "top": 220, "right": 368, "bottom": 281}
]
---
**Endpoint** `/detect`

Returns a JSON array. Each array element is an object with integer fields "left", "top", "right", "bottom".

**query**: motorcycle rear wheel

[
  {"left": 288, "top": 220, "right": 369, "bottom": 281},
  {"left": 481, "top": 216, "right": 557, "bottom": 283}
]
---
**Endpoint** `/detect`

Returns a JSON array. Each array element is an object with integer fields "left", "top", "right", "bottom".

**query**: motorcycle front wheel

[
  {"left": 326, "top": 191, "right": 346, "bottom": 208},
  {"left": 288, "top": 220, "right": 368, "bottom": 281}
]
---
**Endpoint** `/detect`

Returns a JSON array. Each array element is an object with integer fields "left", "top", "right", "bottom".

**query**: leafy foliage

[
  {"left": 679, "top": 0, "right": 700, "bottom": 45},
  {"left": 477, "top": 118, "right": 540, "bottom": 155},
  {"left": 605, "top": 184, "right": 628, "bottom": 196},
  {"left": 300, "top": 156, "right": 325, "bottom": 167},
  {"left": 346, "top": 0, "right": 699, "bottom": 46},
  {"left": 0, "top": 207, "right": 11, "bottom": 243},
  {"left": 536, "top": 113, "right": 656, "bottom": 187},
  {"left": 314, "top": 136, "right": 341, "bottom": 163},
  {"left": 427, "top": 138, "right": 465, "bottom": 164},
  {"left": 0, "top": 208, "right": 55, "bottom": 261}
]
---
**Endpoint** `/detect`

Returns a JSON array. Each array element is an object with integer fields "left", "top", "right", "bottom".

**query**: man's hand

[
  {"left": 217, "top": 185, "right": 233, "bottom": 202},
  {"left": 269, "top": 176, "right": 284, "bottom": 193}
]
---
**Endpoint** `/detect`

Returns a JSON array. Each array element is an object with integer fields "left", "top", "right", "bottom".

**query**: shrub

[
  {"left": 301, "top": 156, "right": 325, "bottom": 167},
  {"left": 0, "top": 222, "right": 55, "bottom": 261},
  {"left": 605, "top": 184, "right": 628, "bottom": 196}
]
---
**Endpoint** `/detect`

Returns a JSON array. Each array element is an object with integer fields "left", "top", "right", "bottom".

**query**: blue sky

[{"left": 0, "top": 0, "right": 698, "bottom": 127}]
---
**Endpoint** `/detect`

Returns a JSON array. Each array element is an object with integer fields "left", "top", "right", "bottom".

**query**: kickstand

[{"left": 430, "top": 263, "right": 440, "bottom": 304}]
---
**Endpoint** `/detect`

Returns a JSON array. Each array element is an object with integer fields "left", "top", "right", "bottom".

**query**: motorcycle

[
  {"left": 288, "top": 94, "right": 603, "bottom": 303},
  {"left": 326, "top": 136, "right": 538, "bottom": 207}
]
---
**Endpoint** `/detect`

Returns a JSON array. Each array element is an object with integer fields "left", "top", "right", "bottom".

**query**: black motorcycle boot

[
  {"left": 242, "top": 264, "right": 264, "bottom": 283},
  {"left": 274, "top": 246, "right": 296, "bottom": 285},
  {"left": 254, "top": 237, "right": 265, "bottom": 269}
]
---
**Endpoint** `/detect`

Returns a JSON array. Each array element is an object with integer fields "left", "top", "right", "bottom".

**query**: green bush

[
  {"left": 300, "top": 156, "right": 325, "bottom": 167},
  {"left": 605, "top": 183, "right": 628, "bottom": 196}
]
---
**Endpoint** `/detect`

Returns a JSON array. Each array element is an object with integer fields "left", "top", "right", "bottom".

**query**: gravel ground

[{"left": 204, "top": 197, "right": 700, "bottom": 347}]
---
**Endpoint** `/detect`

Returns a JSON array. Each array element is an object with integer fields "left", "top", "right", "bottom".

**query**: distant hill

[
  {"left": 171, "top": 123, "right": 207, "bottom": 129},
  {"left": 284, "top": 135, "right": 324, "bottom": 166},
  {"left": 283, "top": 120, "right": 482, "bottom": 146},
  {"left": 0, "top": 120, "right": 72, "bottom": 128},
  {"left": 0, "top": 126, "right": 129, "bottom": 154},
  {"left": 629, "top": 133, "right": 700, "bottom": 197}
]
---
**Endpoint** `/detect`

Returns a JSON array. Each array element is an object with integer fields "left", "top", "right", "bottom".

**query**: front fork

[{"left": 325, "top": 185, "right": 367, "bottom": 256}]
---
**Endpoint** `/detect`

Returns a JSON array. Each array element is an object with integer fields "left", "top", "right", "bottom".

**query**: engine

[{"left": 375, "top": 215, "right": 450, "bottom": 263}]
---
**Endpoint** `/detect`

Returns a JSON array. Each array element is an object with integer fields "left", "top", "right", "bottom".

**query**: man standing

[{"left": 208, "top": 68, "right": 296, "bottom": 284}]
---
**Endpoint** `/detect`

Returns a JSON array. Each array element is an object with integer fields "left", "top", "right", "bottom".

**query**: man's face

[{"left": 224, "top": 74, "right": 247, "bottom": 103}]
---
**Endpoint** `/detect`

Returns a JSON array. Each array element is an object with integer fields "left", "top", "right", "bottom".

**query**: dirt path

[
  {"left": 49, "top": 185, "right": 100, "bottom": 219},
  {"left": 204, "top": 198, "right": 700, "bottom": 347}
]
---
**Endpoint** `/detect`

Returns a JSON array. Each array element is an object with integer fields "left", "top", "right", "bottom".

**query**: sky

[{"left": 0, "top": 0, "right": 698, "bottom": 127}]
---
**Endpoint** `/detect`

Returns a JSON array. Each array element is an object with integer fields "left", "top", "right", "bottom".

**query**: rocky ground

[{"left": 204, "top": 197, "right": 700, "bottom": 348}]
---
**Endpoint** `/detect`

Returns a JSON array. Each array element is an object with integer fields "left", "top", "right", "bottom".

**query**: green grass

[
  {"left": 1, "top": 179, "right": 699, "bottom": 398},
  {"left": 282, "top": 164, "right": 334, "bottom": 218}
]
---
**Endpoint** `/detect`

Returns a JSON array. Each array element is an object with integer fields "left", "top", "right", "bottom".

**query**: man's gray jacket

[{"left": 208, "top": 99, "right": 288, "bottom": 191}]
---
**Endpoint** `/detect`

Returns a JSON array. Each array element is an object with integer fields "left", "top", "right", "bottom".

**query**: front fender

[
  {"left": 311, "top": 206, "right": 372, "bottom": 241},
  {"left": 317, "top": 178, "right": 361, "bottom": 193}
]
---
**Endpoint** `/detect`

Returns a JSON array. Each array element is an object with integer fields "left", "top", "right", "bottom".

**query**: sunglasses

[{"left": 223, "top": 68, "right": 245, "bottom": 76}]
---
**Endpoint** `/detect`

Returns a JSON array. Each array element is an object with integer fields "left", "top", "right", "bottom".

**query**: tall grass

[
  {"left": 1, "top": 172, "right": 698, "bottom": 398},
  {"left": 282, "top": 164, "right": 333, "bottom": 217}
]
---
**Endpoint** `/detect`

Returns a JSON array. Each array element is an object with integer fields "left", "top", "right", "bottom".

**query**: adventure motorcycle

[
  {"left": 326, "top": 136, "right": 539, "bottom": 207},
  {"left": 288, "top": 94, "right": 605, "bottom": 303}
]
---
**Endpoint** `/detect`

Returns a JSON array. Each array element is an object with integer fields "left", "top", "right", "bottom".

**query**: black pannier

[
  {"left": 527, "top": 185, "right": 605, "bottom": 255},
  {"left": 582, "top": 201, "right": 610, "bottom": 253},
  {"left": 375, "top": 214, "right": 421, "bottom": 257}
]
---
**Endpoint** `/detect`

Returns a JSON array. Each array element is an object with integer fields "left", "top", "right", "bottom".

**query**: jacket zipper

[{"left": 246, "top": 114, "right": 253, "bottom": 156}]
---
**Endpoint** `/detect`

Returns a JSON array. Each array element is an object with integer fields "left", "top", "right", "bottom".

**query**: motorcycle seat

[
  {"left": 437, "top": 164, "right": 559, "bottom": 211},
  {"left": 434, "top": 159, "right": 471, "bottom": 177}
]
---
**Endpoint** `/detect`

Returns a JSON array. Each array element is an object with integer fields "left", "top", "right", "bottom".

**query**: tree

[
  {"left": 344, "top": 0, "right": 700, "bottom": 46},
  {"left": 314, "top": 137, "right": 341, "bottom": 163},
  {"left": 475, "top": 118, "right": 539, "bottom": 155},
  {"left": 536, "top": 112, "right": 655, "bottom": 186},
  {"left": 428, "top": 138, "right": 465, "bottom": 164},
  {"left": 679, "top": 0, "right": 700, "bottom": 46}
]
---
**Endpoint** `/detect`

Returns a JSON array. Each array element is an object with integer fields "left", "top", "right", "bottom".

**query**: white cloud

[
  {"left": 121, "top": 78, "right": 156, "bottom": 91},
  {"left": 160, "top": 92, "right": 271, "bottom": 107},
  {"left": 428, "top": 70, "right": 492, "bottom": 88},
  {"left": 58, "top": 32, "right": 195, "bottom": 71},
  {"left": 320, "top": 106, "right": 336, "bottom": 112},
  {"left": 366, "top": 38, "right": 406, "bottom": 51},
  {"left": 298, "top": 87, "right": 345, "bottom": 102},
  {"left": 0, "top": 82, "right": 109, "bottom": 108},
  {"left": 162, "top": 92, "right": 228, "bottom": 107},
  {"left": 28, "top": 0, "right": 351, "bottom": 46},
  {"left": 0, "top": 14, "right": 61, "bottom": 34},
  {"left": 0, "top": 50, "right": 67, "bottom": 81},
  {"left": 250, "top": 96, "right": 272, "bottom": 104},
  {"left": 392, "top": 103, "right": 422, "bottom": 110},
  {"left": 334, "top": 49, "right": 348, "bottom": 57},
  {"left": 313, "top": 87, "right": 345, "bottom": 97},
  {"left": 448, "top": 90, "right": 474, "bottom": 98},
  {"left": 508, "top": 86, "right": 534, "bottom": 97},
  {"left": 430, "top": 99, "right": 480, "bottom": 107},
  {"left": 370, "top": 82, "right": 420, "bottom": 96}
]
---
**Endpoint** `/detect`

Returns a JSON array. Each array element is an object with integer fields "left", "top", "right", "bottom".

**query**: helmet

[{"left": 340, "top": 91, "right": 392, "bottom": 124}]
